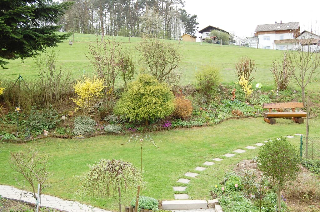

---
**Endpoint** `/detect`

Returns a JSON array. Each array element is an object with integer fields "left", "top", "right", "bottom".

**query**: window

[
  {"left": 280, "top": 35, "right": 284, "bottom": 40},
  {"left": 264, "top": 36, "right": 270, "bottom": 40},
  {"left": 265, "top": 46, "right": 271, "bottom": 49}
]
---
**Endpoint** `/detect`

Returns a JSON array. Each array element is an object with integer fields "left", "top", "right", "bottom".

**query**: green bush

[
  {"left": 258, "top": 137, "right": 300, "bottom": 211},
  {"left": 195, "top": 65, "right": 221, "bottom": 101},
  {"left": 302, "top": 159, "right": 320, "bottom": 175},
  {"left": 104, "top": 124, "right": 122, "bottom": 134},
  {"left": 26, "top": 106, "right": 59, "bottom": 135},
  {"left": 131, "top": 196, "right": 158, "bottom": 210},
  {"left": 73, "top": 116, "right": 96, "bottom": 136},
  {"left": 114, "top": 74, "right": 174, "bottom": 124}
]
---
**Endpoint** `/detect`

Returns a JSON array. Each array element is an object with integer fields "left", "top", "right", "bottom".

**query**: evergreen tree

[{"left": 0, "top": 0, "right": 72, "bottom": 67}]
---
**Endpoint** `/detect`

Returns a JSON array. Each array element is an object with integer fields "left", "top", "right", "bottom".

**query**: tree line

[{"left": 59, "top": 0, "right": 199, "bottom": 39}]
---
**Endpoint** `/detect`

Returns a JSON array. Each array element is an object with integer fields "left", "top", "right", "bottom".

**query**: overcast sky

[{"left": 184, "top": 0, "right": 320, "bottom": 38}]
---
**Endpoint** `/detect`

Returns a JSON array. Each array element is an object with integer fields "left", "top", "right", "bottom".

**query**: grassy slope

[
  {"left": 2, "top": 33, "right": 283, "bottom": 87},
  {"left": 1, "top": 117, "right": 318, "bottom": 210}
]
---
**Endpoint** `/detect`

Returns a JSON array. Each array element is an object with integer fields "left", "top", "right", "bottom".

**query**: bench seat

[{"left": 265, "top": 111, "right": 307, "bottom": 118}]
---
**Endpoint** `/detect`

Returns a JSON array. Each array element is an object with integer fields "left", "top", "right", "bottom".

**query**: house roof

[
  {"left": 255, "top": 22, "right": 300, "bottom": 32},
  {"left": 182, "top": 34, "right": 197, "bottom": 38},
  {"left": 298, "top": 30, "right": 320, "bottom": 39},
  {"left": 199, "top": 25, "right": 229, "bottom": 34}
]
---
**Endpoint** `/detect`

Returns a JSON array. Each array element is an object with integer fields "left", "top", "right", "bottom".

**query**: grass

[
  {"left": 1, "top": 117, "right": 316, "bottom": 210},
  {"left": 2, "top": 33, "right": 284, "bottom": 87}
]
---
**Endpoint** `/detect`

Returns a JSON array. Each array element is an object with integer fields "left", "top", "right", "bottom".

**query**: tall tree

[
  {"left": 180, "top": 9, "right": 198, "bottom": 36},
  {"left": 0, "top": 0, "right": 72, "bottom": 67}
]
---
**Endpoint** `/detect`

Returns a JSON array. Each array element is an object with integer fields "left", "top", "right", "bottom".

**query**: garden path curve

[
  {"left": 0, "top": 185, "right": 110, "bottom": 212},
  {"left": 172, "top": 134, "right": 301, "bottom": 200}
]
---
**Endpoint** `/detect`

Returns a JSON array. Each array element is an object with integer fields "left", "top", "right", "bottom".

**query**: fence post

[{"left": 300, "top": 135, "right": 303, "bottom": 159}]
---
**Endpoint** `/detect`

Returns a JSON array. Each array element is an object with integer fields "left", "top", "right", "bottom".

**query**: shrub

[
  {"left": 195, "top": 65, "right": 221, "bottom": 101},
  {"left": 172, "top": 96, "right": 193, "bottom": 119},
  {"left": 0, "top": 81, "right": 4, "bottom": 96},
  {"left": 104, "top": 124, "right": 122, "bottom": 134},
  {"left": 238, "top": 74, "right": 253, "bottom": 99},
  {"left": 72, "top": 76, "right": 105, "bottom": 114},
  {"left": 26, "top": 106, "right": 60, "bottom": 135},
  {"left": 270, "top": 52, "right": 294, "bottom": 91},
  {"left": 34, "top": 49, "right": 74, "bottom": 107},
  {"left": 258, "top": 137, "right": 300, "bottom": 211},
  {"left": 131, "top": 196, "right": 158, "bottom": 210},
  {"left": 114, "top": 74, "right": 174, "bottom": 125},
  {"left": 83, "top": 159, "right": 142, "bottom": 211},
  {"left": 235, "top": 57, "right": 256, "bottom": 83},
  {"left": 138, "top": 38, "right": 181, "bottom": 85},
  {"left": 10, "top": 148, "right": 49, "bottom": 205},
  {"left": 73, "top": 116, "right": 96, "bottom": 136}
]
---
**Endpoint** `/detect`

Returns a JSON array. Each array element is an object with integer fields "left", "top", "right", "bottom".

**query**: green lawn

[
  {"left": 1, "top": 117, "right": 317, "bottom": 210},
  {"left": 2, "top": 33, "right": 284, "bottom": 87}
]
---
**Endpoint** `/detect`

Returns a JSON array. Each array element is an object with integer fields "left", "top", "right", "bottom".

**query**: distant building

[
  {"left": 254, "top": 22, "right": 300, "bottom": 50},
  {"left": 181, "top": 34, "right": 197, "bottom": 42},
  {"left": 199, "top": 25, "right": 229, "bottom": 41},
  {"left": 246, "top": 37, "right": 259, "bottom": 48}
]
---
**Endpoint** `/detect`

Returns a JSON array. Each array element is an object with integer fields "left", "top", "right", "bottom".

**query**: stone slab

[
  {"left": 287, "top": 135, "right": 294, "bottom": 138},
  {"left": 173, "top": 187, "right": 187, "bottom": 192},
  {"left": 185, "top": 172, "right": 199, "bottom": 178},
  {"left": 255, "top": 143, "right": 264, "bottom": 146},
  {"left": 177, "top": 178, "right": 190, "bottom": 184},
  {"left": 295, "top": 134, "right": 303, "bottom": 136},
  {"left": 245, "top": 146, "right": 256, "bottom": 149},
  {"left": 264, "top": 140, "right": 269, "bottom": 143},
  {"left": 207, "top": 199, "right": 219, "bottom": 208},
  {"left": 212, "top": 158, "right": 223, "bottom": 161},
  {"left": 224, "top": 153, "right": 235, "bottom": 157},
  {"left": 195, "top": 167, "right": 206, "bottom": 171},
  {"left": 203, "top": 161, "right": 214, "bottom": 166},
  {"left": 234, "top": 149, "right": 246, "bottom": 153},
  {"left": 162, "top": 200, "right": 208, "bottom": 210},
  {"left": 215, "top": 204, "right": 223, "bottom": 212},
  {"left": 174, "top": 194, "right": 189, "bottom": 200}
]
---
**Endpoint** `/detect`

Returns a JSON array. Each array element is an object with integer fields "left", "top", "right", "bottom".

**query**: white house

[
  {"left": 254, "top": 22, "right": 300, "bottom": 50},
  {"left": 297, "top": 31, "right": 320, "bottom": 52},
  {"left": 198, "top": 25, "right": 229, "bottom": 41}
]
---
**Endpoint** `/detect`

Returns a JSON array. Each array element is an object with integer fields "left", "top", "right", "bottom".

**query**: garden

[{"left": 1, "top": 34, "right": 320, "bottom": 211}]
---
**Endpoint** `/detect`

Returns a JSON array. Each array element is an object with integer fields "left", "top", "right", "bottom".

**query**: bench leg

[
  {"left": 264, "top": 118, "right": 276, "bottom": 124},
  {"left": 293, "top": 117, "right": 304, "bottom": 124}
]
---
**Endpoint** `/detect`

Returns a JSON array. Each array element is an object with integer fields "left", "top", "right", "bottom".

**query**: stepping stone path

[
  {"left": 173, "top": 187, "right": 187, "bottom": 192},
  {"left": 185, "top": 172, "right": 199, "bottom": 178},
  {"left": 177, "top": 178, "right": 190, "bottom": 184},
  {"left": 224, "top": 153, "right": 235, "bottom": 157},
  {"left": 195, "top": 167, "right": 206, "bottom": 171},
  {"left": 233, "top": 149, "right": 246, "bottom": 154},
  {"left": 174, "top": 194, "right": 189, "bottom": 200},
  {"left": 174, "top": 133, "right": 304, "bottom": 207},
  {"left": 203, "top": 161, "right": 214, "bottom": 166}
]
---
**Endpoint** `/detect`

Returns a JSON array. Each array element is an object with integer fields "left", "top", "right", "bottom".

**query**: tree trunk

[{"left": 277, "top": 187, "right": 281, "bottom": 212}]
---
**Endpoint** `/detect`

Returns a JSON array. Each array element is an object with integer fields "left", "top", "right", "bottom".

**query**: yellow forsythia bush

[
  {"left": 72, "top": 77, "right": 105, "bottom": 112},
  {"left": 172, "top": 96, "right": 193, "bottom": 119},
  {"left": 238, "top": 74, "right": 253, "bottom": 98},
  {"left": 0, "top": 81, "right": 5, "bottom": 95}
]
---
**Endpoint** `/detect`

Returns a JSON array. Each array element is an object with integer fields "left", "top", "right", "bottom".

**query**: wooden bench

[{"left": 263, "top": 102, "right": 307, "bottom": 124}]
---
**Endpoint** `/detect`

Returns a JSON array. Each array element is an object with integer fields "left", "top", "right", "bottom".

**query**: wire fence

[{"left": 300, "top": 136, "right": 320, "bottom": 160}]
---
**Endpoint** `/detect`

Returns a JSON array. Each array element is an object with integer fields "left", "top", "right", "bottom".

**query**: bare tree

[{"left": 288, "top": 46, "right": 320, "bottom": 106}]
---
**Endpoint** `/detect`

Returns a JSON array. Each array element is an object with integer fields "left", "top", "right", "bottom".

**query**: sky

[{"left": 184, "top": 0, "right": 320, "bottom": 38}]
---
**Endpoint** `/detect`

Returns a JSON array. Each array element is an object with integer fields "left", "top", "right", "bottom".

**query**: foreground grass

[{"left": 1, "top": 117, "right": 317, "bottom": 210}]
